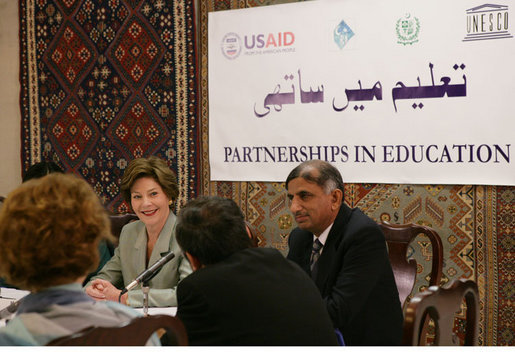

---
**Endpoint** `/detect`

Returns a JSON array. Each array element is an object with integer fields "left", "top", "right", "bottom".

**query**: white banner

[{"left": 208, "top": 0, "right": 515, "bottom": 185}]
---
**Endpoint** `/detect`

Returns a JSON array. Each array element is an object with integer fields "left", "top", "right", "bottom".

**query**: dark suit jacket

[
  {"left": 176, "top": 247, "right": 338, "bottom": 346},
  {"left": 287, "top": 204, "right": 403, "bottom": 346}
]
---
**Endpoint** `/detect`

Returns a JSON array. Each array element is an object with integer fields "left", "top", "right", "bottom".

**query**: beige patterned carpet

[{"left": 198, "top": 0, "right": 513, "bottom": 345}]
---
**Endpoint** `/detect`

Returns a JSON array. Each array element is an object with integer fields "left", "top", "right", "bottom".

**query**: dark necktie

[{"left": 310, "top": 238, "right": 323, "bottom": 271}]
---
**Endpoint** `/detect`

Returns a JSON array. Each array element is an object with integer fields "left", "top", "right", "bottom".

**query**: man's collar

[{"left": 313, "top": 223, "right": 333, "bottom": 245}]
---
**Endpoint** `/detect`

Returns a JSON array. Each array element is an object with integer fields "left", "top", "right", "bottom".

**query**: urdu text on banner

[{"left": 208, "top": 0, "right": 515, "bottom": 185}]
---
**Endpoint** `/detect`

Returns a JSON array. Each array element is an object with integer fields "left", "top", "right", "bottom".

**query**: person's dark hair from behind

[
  {"left": 175, "top": 196, "right": 252, "bottom": 266},
  {"left": 22, "top": 161, "right": 63, "bottom": 183}
]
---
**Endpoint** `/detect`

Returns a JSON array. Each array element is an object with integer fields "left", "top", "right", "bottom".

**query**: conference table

[
  {"left": 135, "top": 306, "right": 177, "bottom": 316},
  {"left": 0, "top": 287, "right": 30, "bottom": 327},
  {"left": 0, "top": 287, "right": 176, "bottom": 328}
]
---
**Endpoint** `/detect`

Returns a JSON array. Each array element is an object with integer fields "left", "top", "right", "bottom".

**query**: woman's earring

[{"left": 168, "top": 200, "right": 173, "bottom": 206}]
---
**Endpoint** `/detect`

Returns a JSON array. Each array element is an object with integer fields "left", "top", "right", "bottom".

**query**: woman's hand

[
  {"left": 85, "top": 278, "right": 127, "bottom": 304},
  {"left": 85, "top": 278, "right": 108, "bottom": 300}
]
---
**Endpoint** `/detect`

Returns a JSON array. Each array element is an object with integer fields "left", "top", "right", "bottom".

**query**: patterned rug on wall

[
  {"left": 20, "top": 0, "right": 200, "bottom": 211},
  {"left": 199, "top": 0, "right": 514, "bottom": 346}
]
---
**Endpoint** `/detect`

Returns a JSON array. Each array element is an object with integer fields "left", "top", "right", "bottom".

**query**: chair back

[
  {"left": 47, "top": 314, "right": 188, "bottom": 346},
  {"left": 109, "top": 213, "right": 139, "bottom": 241},
  {"left": 402, "top": 279, "right": 479, "bottom": 346},
  {"left": 245, "top": 221, "right": 260, "bottom": 247},
  {"left": 379, "top": 221, "right": 443, "bottom": 308}
]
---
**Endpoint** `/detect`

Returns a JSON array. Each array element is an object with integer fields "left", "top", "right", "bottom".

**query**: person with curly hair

[
  {"left": 85, "top": 156, "right": 192, "bottom": 307},
  {"left": 0, "top": 173, "right": 150, "bottom": 346}
]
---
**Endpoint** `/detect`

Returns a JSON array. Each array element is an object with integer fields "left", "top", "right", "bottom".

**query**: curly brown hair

[
  {"left": 0, "top": 173, "right": 113, "bottom": 291},
  {"left": 120, "top": 156, "right": 179, "bottom": 207}
]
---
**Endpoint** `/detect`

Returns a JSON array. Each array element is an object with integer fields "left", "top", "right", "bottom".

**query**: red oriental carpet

[{"left": 20, "top": 0, "right": 200, "bottom": 211}]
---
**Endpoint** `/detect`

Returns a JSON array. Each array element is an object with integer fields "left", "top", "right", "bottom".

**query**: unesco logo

[
  {"left": 221, "top": 32, "right": 242, "bottom": 60},
  {"left": 463, "top": 4, "right": 513, "bottom": 42}
]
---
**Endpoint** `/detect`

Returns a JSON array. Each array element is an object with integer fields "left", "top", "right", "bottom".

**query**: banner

[{"left": 208, "top": 0, "right": 515, "bottom": 185}]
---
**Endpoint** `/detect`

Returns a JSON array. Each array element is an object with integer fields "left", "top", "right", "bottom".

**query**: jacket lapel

[
  {"left": 295, "top": 231, "right": 313, "bottom": 274},
  {"left": 133, "top": 222, "right": 147, "bottom": 272},
  {"left": 148, "top": 212, "right": 176, "bottom": 266}
]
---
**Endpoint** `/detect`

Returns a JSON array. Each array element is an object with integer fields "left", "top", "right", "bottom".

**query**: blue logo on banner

[{"left": 334, "top": 20, "right": 354, "bottom": 49}]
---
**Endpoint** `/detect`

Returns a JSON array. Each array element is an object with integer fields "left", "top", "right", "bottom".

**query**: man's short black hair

[{"left": 176, "top": 196, "right": 252, "bottom": 266}]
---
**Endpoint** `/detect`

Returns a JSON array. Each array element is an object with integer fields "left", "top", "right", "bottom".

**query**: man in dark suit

[
  {"left": 286, "top": 160, "right": 403, "bottom": 346},
  {"left": 175, "top": 196, "right": 337, "bottom": 346}
]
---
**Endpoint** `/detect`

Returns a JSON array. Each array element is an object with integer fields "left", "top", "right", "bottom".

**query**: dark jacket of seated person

[
  {"left": 174, "top": 196, "right": 338, "bottom": 346},
  {"left": 285, "top": 159, "right": 404, "bottom": 345}
]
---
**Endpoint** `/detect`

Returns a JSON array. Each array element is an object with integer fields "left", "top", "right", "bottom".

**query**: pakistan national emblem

[{"left": 396, "top": 13, "right": 420, "bottom": 45}]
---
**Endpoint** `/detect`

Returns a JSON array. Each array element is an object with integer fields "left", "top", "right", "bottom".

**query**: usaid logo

[
  {"left": 221, "top": 31, "right": 296, "bottom": 59},
  {"left": 463, "top": 4, "right": 513, "bottom": 42},
  {"left": 243, "top": 32, "right": 295, "bottom": 49},
  {"left": 221, "top": 32, "right": 242, "bottom": 59}
]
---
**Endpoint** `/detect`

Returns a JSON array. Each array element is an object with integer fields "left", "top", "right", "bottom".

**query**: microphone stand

[
  {"left": 118, "top": 280, "right": 151, "bottom": 316},
  {"left": 118, "top": 252, "right": 175, "bottom": 311},
  {"left": 142, "top": 281, "right": 150, "bottom": 316}
]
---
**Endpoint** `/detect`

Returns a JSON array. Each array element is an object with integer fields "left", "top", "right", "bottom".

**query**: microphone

[
  {"left": 0, "top": 300, "right": 20, "bottom": 319},
  {"left": 120, "top": 251, "right": 175, "bottom": 295}
]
